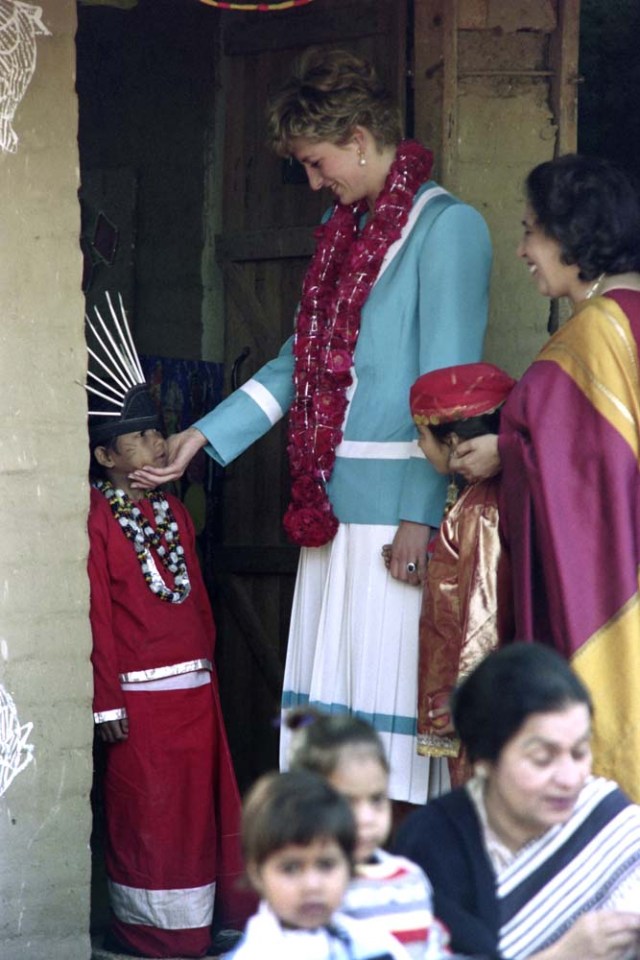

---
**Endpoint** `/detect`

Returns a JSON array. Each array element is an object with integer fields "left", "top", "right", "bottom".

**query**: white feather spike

[
  {"left": 115, "top": 292, "right": 145, "bottom": 382},
  {"left": 91, "top": 305, "right": 138, "bottom": 389},
  {"left": 106, "top": 292, "right": 145, "bottom": 383},
  {"left": 86, "top": 383, "right": 125, "bottom": 406},
  {"left": 87, "top": 369, "right": 127, "bottom": 399},
  {"left": 86, "top": 312, "right": 132, "bottom": 385},
  {"left": 87, "top": 339, "right": 132, "bottom": 395}
]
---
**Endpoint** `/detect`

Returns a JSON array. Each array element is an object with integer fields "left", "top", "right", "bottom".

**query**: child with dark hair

[
  {"left": 229, "top": 769, "right": 411, "bottom": 960},
  {"left": 86, "top": 294, "right": 249, "bottom": 957},
  {"left": 408, "top": 362, "right": 515, "bottom": 786},
  {"left": 286, "top": 709, "right": 450, "bottom": 960}
]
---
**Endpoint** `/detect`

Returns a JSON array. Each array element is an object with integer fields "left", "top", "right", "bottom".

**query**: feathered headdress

[{"left": 85, "top": 292, "right": 161, "bottom": 445}]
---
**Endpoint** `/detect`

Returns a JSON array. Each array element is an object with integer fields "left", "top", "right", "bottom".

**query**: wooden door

[
  {"left": 212, "top": 1, "right": 582, "bottom": 790},
  {"left": 213, "top": 0, "right": 408, "bottom": 790}
]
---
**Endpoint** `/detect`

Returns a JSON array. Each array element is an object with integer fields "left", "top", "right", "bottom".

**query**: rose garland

[
  {"left": 283, "top": 139, "right": 434, "bottom": 547},
  {"left": 94, "top": 480, "right": 191, "bottom": 603}
]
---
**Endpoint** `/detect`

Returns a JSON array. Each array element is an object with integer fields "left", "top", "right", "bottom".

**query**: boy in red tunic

[
  {"left": 409, "top": 363, "right": 515, "bottom": 787},
  {"left": 86, "top": 295, "right": 249, "bottom": 958}
]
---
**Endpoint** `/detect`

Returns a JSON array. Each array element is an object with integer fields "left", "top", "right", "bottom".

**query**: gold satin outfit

[{"left": 417, "top": 476, "right": 512, "bottom": 783}]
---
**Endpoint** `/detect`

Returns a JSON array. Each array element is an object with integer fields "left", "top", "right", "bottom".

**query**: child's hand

[
  {"left": 427, "top": 705, "right": 455, "bottom": 736},
  {"left": 98, "top": 718, "right": 129, "bottom": 743}
]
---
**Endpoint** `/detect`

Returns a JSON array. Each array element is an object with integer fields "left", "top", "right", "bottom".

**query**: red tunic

[
  {"left": 89, "top": 487, "right": 217, "bottom": 717},
  {"left": 88, "top": 487, "right": 251, "bottom": 957}
]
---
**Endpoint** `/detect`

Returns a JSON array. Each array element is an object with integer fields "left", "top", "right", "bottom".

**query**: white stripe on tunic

[
  {"left": 240, "top": 377, "right": 284, "bottom": 424},
  {"left": 108, "top": 879, "right": 215, "bottom": 929},
  {"left": 335, "top": 439, "right": 421, "bottom": 459}
]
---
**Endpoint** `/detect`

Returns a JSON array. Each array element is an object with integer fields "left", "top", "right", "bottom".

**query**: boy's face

[
  {"left": 248, "top": 837, "right": 350, "bottom": 930},
  {"left": 417, "top": 424, "right": 458, "bottom": 473},
  {"left": 95, "top": 429, "right": 167, "bottom": 490}
]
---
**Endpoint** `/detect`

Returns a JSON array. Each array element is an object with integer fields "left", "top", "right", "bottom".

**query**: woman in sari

[
  {"left": 447, "top": 154, "right": 640, "bottom": 802},
  {"left": 395, "top": 643, "right": 640, "bottom": 960}
]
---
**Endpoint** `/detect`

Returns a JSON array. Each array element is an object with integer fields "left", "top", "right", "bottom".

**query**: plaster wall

[
  {"left": 452, "top": 3, "right": 566, "bottom": 376},
  {"left": 0, "top": 2, "right": 92, "bottom": 958},
  {"left": 458, "top": 79, "right": 557, "bottom": 374}
]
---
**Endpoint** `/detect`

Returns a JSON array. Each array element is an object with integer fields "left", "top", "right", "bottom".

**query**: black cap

[{"left": 88, "top": 383, "right": 162, "bottom": 445}]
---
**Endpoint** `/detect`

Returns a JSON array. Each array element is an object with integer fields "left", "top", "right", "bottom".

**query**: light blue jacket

[{"left": 195, "top": 182, "right": 491, "bottom": 529}]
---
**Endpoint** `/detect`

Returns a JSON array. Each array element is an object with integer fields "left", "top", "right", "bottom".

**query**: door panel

[{"left": 214, "top": 0, "right": 408, "bottom": 789}]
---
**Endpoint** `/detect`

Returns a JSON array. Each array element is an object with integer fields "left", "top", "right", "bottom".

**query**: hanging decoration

[
  {"left": 198, "top": 0, "right": 314, "bottom": 10},
  {"left": 0, "top": 0, "right": 50, "bottom": 154}
]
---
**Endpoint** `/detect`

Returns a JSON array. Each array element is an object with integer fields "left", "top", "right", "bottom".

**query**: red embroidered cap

[{"left": 410, "top": 362, "right": 516, "bottom": 426}]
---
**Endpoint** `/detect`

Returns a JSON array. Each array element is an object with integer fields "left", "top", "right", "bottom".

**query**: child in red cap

[{"left": 409, "top": 362, "right": 515, "bottom": 786}]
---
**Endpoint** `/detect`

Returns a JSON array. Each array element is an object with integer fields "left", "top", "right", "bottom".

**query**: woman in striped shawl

[{"left": 395, "top": 643, "right": 640, "bottom": 960}]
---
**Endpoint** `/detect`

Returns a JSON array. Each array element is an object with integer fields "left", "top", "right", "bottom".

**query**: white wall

[{"left": 0, "top": 2, "right": 93, "bottom": 957}]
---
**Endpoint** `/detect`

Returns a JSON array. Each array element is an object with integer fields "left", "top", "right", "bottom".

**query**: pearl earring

[
  {"left": 475, "top": 762, "right": 489, "bottom": 779},
  {"left": 358, "top": 149, "right": 366, "bottom": 166}
]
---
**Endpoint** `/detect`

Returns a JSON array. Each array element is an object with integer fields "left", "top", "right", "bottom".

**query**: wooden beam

[
  {"left": 216, "top": 226, "right": 315, "bottom": 263},
  {"left": 414, "top": 0, "right": 445, "bottom": 182},
  {"left": 223, "top": 0, "right": 395, "bottom": 56},
  {"left": 220, "top": 260, "right": 276, "bottom": 358},
  {"left": 549, "top": 0, "right": 581, "bottom": 155},
  {"left": 441, "top": 0, "right": 459, "bottom": 189}
]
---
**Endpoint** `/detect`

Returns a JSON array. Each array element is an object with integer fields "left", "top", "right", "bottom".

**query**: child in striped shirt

[{"left": 286, "top": 711, "right": 450, "bottom": 960}]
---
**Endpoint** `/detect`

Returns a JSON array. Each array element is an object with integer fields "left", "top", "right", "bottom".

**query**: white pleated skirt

[{"left": 280, "top": 523, "right": 450, "bottom": 804}]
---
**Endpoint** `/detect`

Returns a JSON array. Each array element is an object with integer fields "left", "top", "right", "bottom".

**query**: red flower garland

[{"left": 283, "top": 140, "right": 434, "bottom": 547}]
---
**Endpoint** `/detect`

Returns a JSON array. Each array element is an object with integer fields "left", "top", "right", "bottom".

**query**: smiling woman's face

[
  {"left": 517, "top": 204, "right": 583, "bottom": 301},
  {"left": 483, "top": 702, "right": 592, "bottom": 849},
  {"left": 290, "top": 136, "right": 370, "bottom": 207}
]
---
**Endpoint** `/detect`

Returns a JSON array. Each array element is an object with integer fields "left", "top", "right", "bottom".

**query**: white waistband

[
  {"left": 335, "top": 439, "right": 421, "bottom": 459},
  {"left": 119, "top": 659, "right": 212, "bottom": 689}
]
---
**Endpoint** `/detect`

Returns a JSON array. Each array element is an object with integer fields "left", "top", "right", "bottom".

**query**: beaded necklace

[{"left": 94, "top": 480, "right": 191, "bottom": 604}]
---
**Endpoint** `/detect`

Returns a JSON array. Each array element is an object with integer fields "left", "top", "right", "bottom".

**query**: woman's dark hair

[
  {"left": 526, "top": 154, "right": 640, "bottom": 281},
  {"left": 241, "top": 769, "right": 356, "bottom": 868},
  {"left": 430, "top": 408, "right": 501, "bottom": 442},
  {"left": 451, "top": 642, "right": 593, "bottom": 763},
  {"left": 287, "top": 707, "right": 389, "bottom": 776}
]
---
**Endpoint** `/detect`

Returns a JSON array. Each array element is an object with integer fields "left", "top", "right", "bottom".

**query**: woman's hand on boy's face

[
  {"left": 129, "top": 427, "right": 207, "bottom": 488},
  {"left": 448, "top": 434, "right": 501, "bottom": 483},
  {"left": 417, "top": 425, "right": 451, "bottom": 474}
]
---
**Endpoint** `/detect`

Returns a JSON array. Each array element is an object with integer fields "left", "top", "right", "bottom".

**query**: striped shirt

[{"left": 342, "top": 850, "right": 450, "bottom": 960}]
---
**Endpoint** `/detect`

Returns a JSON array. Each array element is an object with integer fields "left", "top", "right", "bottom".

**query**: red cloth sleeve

[{"left": 88, "top": 493, "right": 127, "bottom": 718}]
